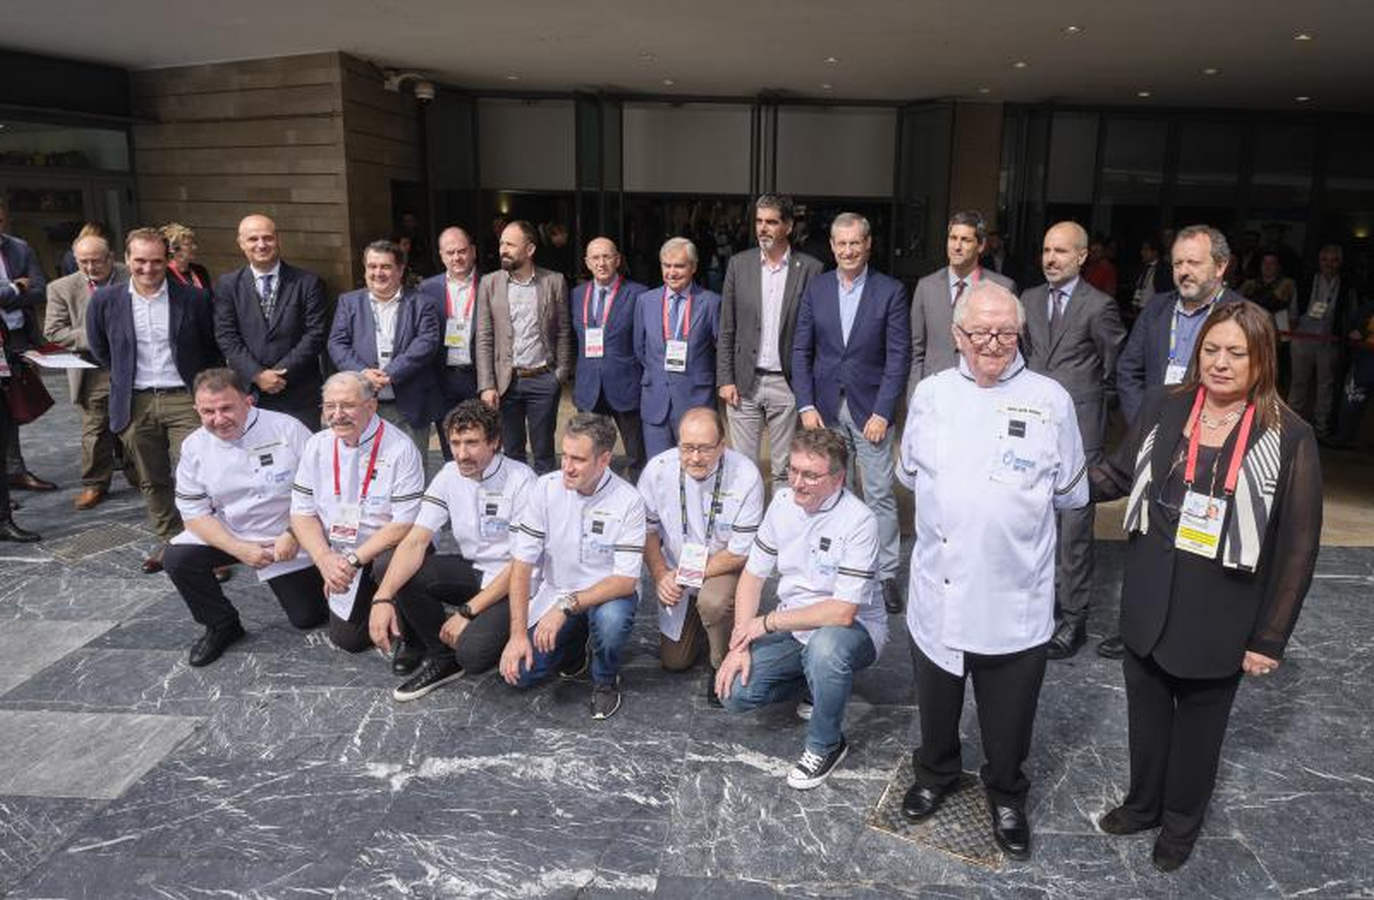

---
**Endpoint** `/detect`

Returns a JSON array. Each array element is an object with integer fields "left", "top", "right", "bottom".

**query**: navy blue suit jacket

[
  {"left": 572, "top": 277, "right": 647, "bottom": 412},
  {"left": 633, "top": 284, "right": 720, "bottom": 426},
  {"left": 1117, "top": 288, "right": 1244, "bottom": 424},
  {"left": 86, "top": 279, "right": 221, "bottom": 433},
  {"left": 327, "top": 288, "right": 441, "bottom": 427},
  {"left": 1, "top": 233, "right": 47, "bottom": 345},
  {"left": 213, "top": 261, "right": 327, "bottom": 413},
  {"left": 791, "top": 268, "right": 911, "bottom": 425}
]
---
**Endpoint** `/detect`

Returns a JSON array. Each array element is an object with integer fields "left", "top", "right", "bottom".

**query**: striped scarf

[{"left": 1123, "top": 410, "right": 1282, "bottom": 572}]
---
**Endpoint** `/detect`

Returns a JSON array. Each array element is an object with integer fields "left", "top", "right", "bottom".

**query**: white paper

[
  {"left": 328, "top": 569, "right": 363, "bottom": 619},
  {"left": 659, "top": 595, "right": 690, "bottom": 641},
  {"left": 22, "top": 350, "right": 96, "bottom": 369},
  {"left": 255, "top": 552, "right": 314, "bottom": 583}
]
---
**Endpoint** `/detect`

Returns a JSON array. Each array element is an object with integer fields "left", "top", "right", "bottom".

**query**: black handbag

[{"left": 3, "top": 359, "right": 55, "bottom": 425}]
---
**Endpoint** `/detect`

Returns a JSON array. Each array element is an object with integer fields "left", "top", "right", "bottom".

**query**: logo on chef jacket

[
  {"left": 1007, "top": 419, "right": 1027, "bottom": 438},
  {"left": 1001, "top": 449, "right": 1035, "bottom": 472},
  {"left": 258, "top": 453, "right": 274, "bottom": 466},
  {"left": 819, "top": 537, "right": 831, "bottom": 551},
  {"left": 591, "top": 519, "right": 606, "bottom": 535}
]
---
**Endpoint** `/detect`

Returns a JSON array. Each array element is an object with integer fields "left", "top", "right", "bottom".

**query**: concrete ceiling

[{"left": 5, "top": 0, "right": 1371, "bottom": 110}]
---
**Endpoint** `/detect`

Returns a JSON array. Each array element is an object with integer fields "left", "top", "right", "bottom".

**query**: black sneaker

[
  {"left": 590, "top": 677, "right": 622, "bottom": 720},
  {"left": 391, "top": 639, "right": 423, "bottom": 676},
  {"left": 558, "top": 642, "right": 590, "bottom": 679},
  {"left": 392, "top": 657, "right": 463, "bottom": 702},
  {"left": 705, "top": 672, "right": 722, "bottom": 709},
  {"left": 786, "top": 735, "right": 848, "bottom": 790},
  {"left": 796, "top": 686, "right": 814, "bottom": 721}
]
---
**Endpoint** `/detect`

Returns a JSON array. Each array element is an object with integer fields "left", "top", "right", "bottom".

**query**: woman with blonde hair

[{"left": 161, "top": 222, "right": 211, "bottom": 292}]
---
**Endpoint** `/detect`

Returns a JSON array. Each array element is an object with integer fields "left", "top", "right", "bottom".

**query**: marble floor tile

[
  {"left": 10, "top": 851, "right": 355, "bottom": 899},
  {"left": 0, "top": 795, "right": 107, "bottom": 894},
  {"left": 0, "top": 710, "right": 198, "bottom": 799},
  {"left": 0, "top": 570, "right": 169, "bottom": 622},
  {"left": 0, "top": 618, "right": 116, "bottom": 696}
]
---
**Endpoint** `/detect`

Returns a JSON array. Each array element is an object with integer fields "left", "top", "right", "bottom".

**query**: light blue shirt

[
  {"left": 838, "top": 266, "right": 868, "bottom": 345},
  {"left": 1047, "top": 275, "right": 1080, "bottom": 319},
  {"left": 1170, "top": 293, "right": 1218, "bottom": 363}
]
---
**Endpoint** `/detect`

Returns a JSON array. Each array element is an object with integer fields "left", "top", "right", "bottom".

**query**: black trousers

[
  {"left": 500, "top": 370, "right": 560, "bottom": 474},
  {"left": 391, "top": 551, "right": 509, "bottom": 674},
  {"left": 163, "top": 543, "right": 327, "bottom": 633},
  {"left": 254, "top": 391, "right": 322, "bottom": 433},
  {"left": 434, "top": 365, "right": 479, "bottom": 461},
  {"left": 910, "top": 638, "right": 1049, "bottom": 808},
  {"left": 0, "top": 392, "right": 12, "bottom": 514},
  {"left": 589, "top": 393, "right": 646, "bottom": 480},
  {"left": 1121, "top": 649, "right": 1242, "bottom": 848}
]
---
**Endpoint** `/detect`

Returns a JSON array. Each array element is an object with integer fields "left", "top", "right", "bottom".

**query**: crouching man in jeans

[{"left": 715, "top": 427, "right": 887, "bottom": 789}]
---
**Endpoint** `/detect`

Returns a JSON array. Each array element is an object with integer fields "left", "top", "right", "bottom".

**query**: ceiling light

[
  {"left": 824, "top": 56, "right": 839, "bottom": 64},
  {"left": 977, "top": 87, "right": 991, "bottom": 94},
  {"left": 1293, "top": 32, "right": 1313, "bottom": 41},
  {"left": 820, "top": 83, "right": 833, "bottom": 90},
  {"left": 638, "top": 51, "right": 656, "bottom": 61},
  {"left": 1137, "top": 90, "right": 1152, "bottom": 98},
  {"left": 1063, "top": 25, "right": 1082, "bottom": 35},
  {"left": 1012, "top": 60, "right": 1028, "bottom": 69},
  {"left": 1202, "top": 67, "right": 1220, "bottom": 75},
  {"left": 662, "top": 78, "right": 675, "bottom": 86},
  {"left": 1295, "top": 95, "right": 1311, "bottom": 102},
  {"left": 504, "top": 74, "right": 520, "bottom": 81}
]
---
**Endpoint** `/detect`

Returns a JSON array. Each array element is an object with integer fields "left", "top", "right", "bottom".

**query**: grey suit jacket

[
  {"left": 475, "top": 266, "right": 573, "bottom": 396},
  {"left": 43, "top": 264, "right": 129, "bottom": 401},
  {"left": 716, "top": 247, "right": 824, "bottom": 393},
  {"left": 909, "top": 266, "right": 1017, "bottom": 387},
  {"left": 1022, "top": 278, "right": 1127, "bottom": 453}
]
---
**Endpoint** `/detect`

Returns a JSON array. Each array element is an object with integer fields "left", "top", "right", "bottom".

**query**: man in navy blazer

[
  {"left": 574, "top": 237, "right": 648, "bottom": 478},
  {"left": 328, "top": 239, "right": 441, "bottom": 477},
  {"left": 214, "top": 214, "right": 327, "bottom": 430},
  {"left": 87, "top": 227, "right": 221, "bottom": 572},
  {"left": 634, "top": 237, "right": 721, "bottom": 459},
  {"left": 418, "top": 226, "right": 482, "bottom": 460},
  {"left": 0, "top": 200, "right": 59, "bottom": 492},
  {"left": 792, "top": 212, "right": 910, "bottom": 612}
]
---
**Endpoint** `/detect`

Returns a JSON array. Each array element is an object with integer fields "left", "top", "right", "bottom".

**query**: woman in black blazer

[
  {"left": 1089, "top": 300, "right": 1322, "bottom": 872},
  {"left": 161, "top": 222, "right": 212, "bottom": 293},
  {"left": 0, "top": 317, "right": 42, "bottom": 542}
]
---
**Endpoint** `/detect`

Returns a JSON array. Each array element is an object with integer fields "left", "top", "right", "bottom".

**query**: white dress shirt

[
  {"left": 756, "top": 251, "right": 790, "bottom": 371},
  {"left": 898, "top": 354, "right": 1088, "bottom": 675},
  {"left": 129, "top": 280, "right": 184, "bottom": 389},
  {"left": 512, "top": 469, "right": 645, "bottom": 626},
  {"left": 369, "top": 293, "right": 401, "bottom": 400},
  {"left": 745, "top": 486, "right": 887, "bottom": 653},
  {"left": 171, "top": 408, "right": 314, "bottom": 578},
  {"left": 414, "top": 453, "right": 537, "bottom": 587}
]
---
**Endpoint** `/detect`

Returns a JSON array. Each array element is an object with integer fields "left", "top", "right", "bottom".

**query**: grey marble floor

[{"left": 2, "top": 379, "right": 1371, "bottom": 898}]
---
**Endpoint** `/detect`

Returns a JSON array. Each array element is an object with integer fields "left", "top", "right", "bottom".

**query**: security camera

[{"left": 414, "top": 80, "right": 436, "bottom": 102}]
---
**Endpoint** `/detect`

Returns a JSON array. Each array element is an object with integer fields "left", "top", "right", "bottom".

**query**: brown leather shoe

[
  {"left": 74, "top": 486, "right": 107, "bottom": 510},
  {"left": 9, "top": 471, "right": 58, "bottom": 491},
  {"left": 213, "top": 565, "right": 234, "bottom": 584},
  {"left": 142, "top": 545, "right": 166, "bottom": 574}
]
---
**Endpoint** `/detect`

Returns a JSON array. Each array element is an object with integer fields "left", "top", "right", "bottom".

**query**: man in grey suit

[
  {"left": 717, "top": 194, "right": 823, "bottom": 483},
  {"left": 43, "top": 233, "right": 130, "bottom": 509},
  {"left": 1023, "top": 221, "right": 1126, "bottom": 659},
  {"left": 910, "top": 210, "right": 1017, "bottom": 390},
  {"left": 475, "top": 220, "right": 573, "bottom": 474}
]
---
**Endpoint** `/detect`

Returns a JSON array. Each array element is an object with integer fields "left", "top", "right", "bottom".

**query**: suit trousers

[
  {"left": 76, "top": 369, "right": 120, "bottom": 488},
  {"left": 1055, "top": 431, "right": 1101, "bottom": 622},
  {"left": 377, "top": 400, "right": 437, "bottom": 483},
  {"left": 835, "top": 400, "right": 899, "bottom": 581},
  {"left": 163, "top": 543, "right": 327, "bottom": 633},
  {"left": 434, "top": 365, "right": 479, "bottom": 461},
  {"left": 589, "top": 393, "right": 646, "bottom": 480},
  {"left": 390, "top": 549, "right": 509, "bottom": 675},
  {"left": 500, "top": 370, "right": 560, "bottom": 474},
  {"left": 910, "top": 639, "right": 1049, "bottom": 809},
  {"left": 659, "top": 573, "right": 739, "bottom": 671},
  {"left": 2, "top": 411, "right": 26, "bottom": 475},
  {"left": 1288, "top": 339, "right": 1340, "bottom": 436},
  {"left": 1120, "top": 649, "right": 1242, "bottom": 849},
  {"left": 255, "top": 389, "right": 321, "bottom": 433},
  {"left": 121, "top": 387, "right": 200, "bottom": 540},
  {"left": 727, "top": 373, "right": 796, "bottom": 484}
]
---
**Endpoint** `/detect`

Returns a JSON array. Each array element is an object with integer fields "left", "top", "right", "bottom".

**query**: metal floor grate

[
  {"left": 868, "top": 764, "right": 1005, "bottom": 870},
  {"left": 45, "top": 524, "right": 149, "bottom": 563}
]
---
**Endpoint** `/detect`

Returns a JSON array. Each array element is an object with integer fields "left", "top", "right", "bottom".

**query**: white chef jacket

[
  {"left": 414, "top": 453, "right": 536, "bottom": 587},
  {"left": 745, "top": 486, "right": 887, "bottom": 653},
  {"left": 290, "top": 414, "right": 424, "bottom": 545},
  {"left": 898, "top": 353, "right": 1088, "bottom": 675},
  {"left": 171, "top": 407, "right": 314, "bottom": 579},
  {"left": 638, "top": 447, "right": 763, "bottom": 567},
  {"left": 511, "top": 469, "right": 645, "bottom": 627}
]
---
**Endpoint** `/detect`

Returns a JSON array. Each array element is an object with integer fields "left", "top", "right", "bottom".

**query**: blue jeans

[
  {"left": 512, "top": 593, "right": 637, "bottom": 688},
  {"left": 834, "top": 401, "right": 898, "bottom": 580},
  {"left": 721, "top": 624, "right": 877, "bottom": 754}
]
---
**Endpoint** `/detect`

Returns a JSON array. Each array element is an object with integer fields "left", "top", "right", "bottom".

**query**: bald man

[
  {"left": 419, "top": 226, "right": 484, "bottom": 460},
  {"left": 1021, "top": 221, "right": 1126, "bottom": 659},
  {"left": 214, "top": 214, "right": 328, "bottom": 428},
  {"left": 572, "top": 237, "right": 648, "bottom": 478}
]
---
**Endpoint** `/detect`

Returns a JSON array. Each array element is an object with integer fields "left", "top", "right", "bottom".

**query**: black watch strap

[{"left": 457, "top": 602, "right": 476, "bottom": 620}]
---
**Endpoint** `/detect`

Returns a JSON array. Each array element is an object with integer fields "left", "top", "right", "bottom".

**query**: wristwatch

[
  {"left": 457, "top": 602, "right": 476, "bottom": 620},
  {"left": 344, "top": 551, "right": 362, "bottom": 569},
  {"left": 558, "top": 592, "right": 580, "bottom": 614}
]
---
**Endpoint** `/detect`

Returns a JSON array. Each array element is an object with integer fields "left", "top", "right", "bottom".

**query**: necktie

[
  {"left": 670, "top": 293, "right": 684, "bottom": 339},
  {"left": 594, "top": 286, "right": 607, "bottom": 325},
  {"left": 88, "top": 278, "right": 98, "bottom": 294},
  {"left": 953, "top": 279, "right": 967, "bottom": 305},
  {"left": 1049, "top": 289, "right": 1064, "bottom": 331},
  {"left": 259, "top": 274, "right": 275, "bottom": 318}
]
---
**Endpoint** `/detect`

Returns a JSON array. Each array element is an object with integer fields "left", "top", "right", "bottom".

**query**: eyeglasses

[
  {"left": 956, "top": 326, "right": 1020, "bottom": 347},
  {"left": 786, "top": 465, "right": 836, "bottom": 485},
  {"left": 680, "top": 441, "right": 722, "bottom": 456}
]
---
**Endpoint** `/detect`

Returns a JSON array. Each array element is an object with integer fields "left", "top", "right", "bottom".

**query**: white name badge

[
  {"left": 329, "top": 503, "right": 361, "bottom": 544},
  {"left": 1164, "top": 363, "right": 1188, "bottom": 385},
  {"left": 664, "top": 339, "right": 688, "bottom": 373},
  {"left": 479, "top": 490, "right": 510, "bottom": 539},
  {"left": 1306, "top": 301, "right": 1328, "bottom": 320},
  {"left": 675, "top": 541, "right": 708, "bottom": 589},
  {"left": 1175, "top": 490, "right": 1227, "bottom": 559},
  {"left": 585, "top": 326, "right": 605, "bottom": 359},
  {"left": 379, "top": 348, "right": 394, "bottom": 365},
  {"left": 445, "top": 317, "right": 472, "bottom": 366}
]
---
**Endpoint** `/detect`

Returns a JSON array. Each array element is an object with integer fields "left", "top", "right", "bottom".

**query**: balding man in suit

[
  {"left": 1022, "top": 221, "right": 1126, "bottom": 659},
  {"left": 419, "top": 226, "right": 483, "bottom": 458},
  {"left": 910, "top": 210, "right": 1017, "bottom": 390}
]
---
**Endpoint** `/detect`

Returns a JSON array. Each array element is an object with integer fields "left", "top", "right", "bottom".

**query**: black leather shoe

[
  {"left": 142, "top": 545, "right": 167, "bottom": 574},
  {"left": 213, "top": 565, "right": 234, "bottom": 584},
  {"left": 882, "top": 579, "right": 903, "bottom": 614},
  {"left": 1046, "top": 618, "right": 1085, "bottom": 660},
  {"left": 391, "top": 639, "right": 423, "bottom": 676},
  {"left": 189, "top": 622, "right": 246, "bottom": 667},
  {"left": 1098, "top": 805, "right": 1159, "bottom": 835},
  {"left": 1151, "top": 834, "right": 1193, "bottom": 872},
  {"left": 1096, "top": 635, "right": 1126, "bottom": 660},
  {"left": 705, "top": 672, "right": 722, "bottom": 709},
  {"left": 900, "top": 781, "right": 953, "bottom": 823},
  {"left": 9, "top": 471, "right": 58, "bottom": 491},
  {"left": 989, "top": 801, "right": 1031, "bottom": 860},
  {"left": 0, "top": 519, "right": 41, "bottom": 543}
]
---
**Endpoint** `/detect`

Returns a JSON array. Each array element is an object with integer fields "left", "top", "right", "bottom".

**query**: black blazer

[
  {"left": 86, "top": 279, "right": 222, "bottom": 433},
  {"left": 1091, "top": 388, "right": 1322, "bottom": 678},
  {"left": 213, "top": 262, "right": 327, "bottom": 412}
]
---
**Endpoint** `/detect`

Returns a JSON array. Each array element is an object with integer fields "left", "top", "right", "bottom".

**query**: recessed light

[
  {"left": 1295, "top": 95, "right": 1311, "bottom": 102},
  {"left": 504, "top": 74, "right": 520, "bottom": 81},
  {"left": 1063, "top": 25, "right": 1082, "bottom": 35},
  {"left": 1137, "top": 90, "right": 1152, "bottom": 98},
  {"left": 1293, "top": 32, "right": 1313, "bottom": 41},
  {"left": 662, "top": 78, "right": 675, "bottom": 86},
  {"left": 977, "top": 87, "right": 991, "bottom": 94},
  {"left": 1012, "top": 60, "right": 1028, "bottom": 69},
  {"left": 638, "top": 51, "right": 656, "bottom": 61},
  {"left": 824, "top": 56, "right": 839, "bottom": 64},
  {"left": 820, "top": 83, "right": 833, "bottom": 90},
  {"left": 1202, "top": 67, "right": 1220, "bottom": 75}
]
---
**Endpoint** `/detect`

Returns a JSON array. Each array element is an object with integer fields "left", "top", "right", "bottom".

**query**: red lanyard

[
  {"left": 582, "top": 277, "right": 623, "bottom": 328},
  {"left": 1183, "top": 387, "right": 1255, "bottom": 494},
  {"left": 446, "top": 272, "right": 477, "bottom": 320},
  {"left": 333, "top": 421, "right": 385, "bottom": 499},
  {"left": 168, "top": 265, "right": 203, "bottom": 290},
  {"left": 661, "top": 286, "right": 693, "bottom": 340}
]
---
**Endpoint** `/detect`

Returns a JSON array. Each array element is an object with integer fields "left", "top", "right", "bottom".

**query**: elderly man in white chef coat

[{"left": 896, "top": 281, "right": 1088, "bottom": 861}]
